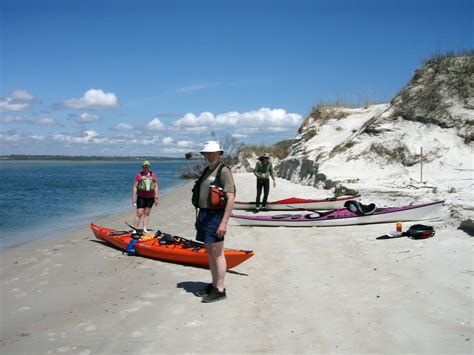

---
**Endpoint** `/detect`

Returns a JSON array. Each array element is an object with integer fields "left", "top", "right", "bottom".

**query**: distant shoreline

[{"left": 0, "top": 155, "right": 190, "bottom": 161}]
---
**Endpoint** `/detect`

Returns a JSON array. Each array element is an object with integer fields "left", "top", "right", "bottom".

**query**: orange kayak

[{"left": 90, "top": 224, "right": 254, "bottom": 269}]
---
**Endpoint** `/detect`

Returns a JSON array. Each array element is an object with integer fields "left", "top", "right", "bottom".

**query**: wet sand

[{"left": 0, "top": 174, "right": 472, "bottom": 354}]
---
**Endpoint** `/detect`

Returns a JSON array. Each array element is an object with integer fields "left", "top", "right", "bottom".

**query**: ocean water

[{"left": 0, "top": 160, "right": 194, "bottom": 250}]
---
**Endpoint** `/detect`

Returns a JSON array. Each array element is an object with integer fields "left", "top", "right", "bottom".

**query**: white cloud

[
  {"left": 0, "top": 97, "right": 30, "bottom": 112},
  {"left": 0, "top": 90, "right": 35, "bottom": 112},
  {"left": 78, "top": 113, "right": 100, "bottom": 123},
  {"left": 130, "top": 135, "right": 161, "bottom": 146},
  {"left": 161, "top": 147, "right": 192, "bottom": 154},
  {"left": 108, "top": 137, "right": 138, "bottom": 145},
  {"left": 62, "top": 89, "right": 119, "bottom": 109},
  {"left": 177, "top": 140, "right": 192, "bottom": 147},
  {"left": 174, "top": 112, "right": 214, "bottom": 127},
  {"left": 232, "top": 133, "right": 248, "bottom": 138},
  {"left": 33, "top": 117, "right": 59, "bottom": 126},
  {"left": 146, "top": 117, "right": 165, "bottom": 131},
  {"left": 261, "top": 127, "right": 288, "bottom": 133},
  {"left": 54, "top": 130, "right": 103, "bottom": 144},
  {"left": 113, "top": 122, "right": 134, "bottom": 130},
  {"left": 173, "top": 108, "right": 302, "bottom": 134},
  {"left": 0, "top": 133, "right": 22, "bottom": 142},
  {"left": 0, "top": 115, "right": 27, "bottom": 123},
  {"left": 0, "top": 130, "right": 46, "bottom": 143},
  {"left": 162, "top": 136, "right": 174, "bottom": 144},
  {"left": 176, "top": 126, "right": 209, "bottom": 134},
  {"left": 11, "top": 90, "right": 34, "bottom": 101}
]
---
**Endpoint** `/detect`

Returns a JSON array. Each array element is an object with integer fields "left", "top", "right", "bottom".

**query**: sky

[{"left": 0, "top": 0, "right": 472, "bottom": 157}]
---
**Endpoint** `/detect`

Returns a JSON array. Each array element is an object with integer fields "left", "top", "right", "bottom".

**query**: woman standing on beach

[
  {"left": 253, "top": 153, "right": 276, "bottom": 212},
  {"left": 132, "top": 160, "right": 159, "bottom": 233}
]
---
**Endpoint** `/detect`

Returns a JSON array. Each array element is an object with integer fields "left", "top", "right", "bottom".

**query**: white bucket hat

[{"left": 200, "top": 141, "right": 224, "bottom": 155}]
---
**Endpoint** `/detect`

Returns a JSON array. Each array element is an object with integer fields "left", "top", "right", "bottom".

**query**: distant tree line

[{"left": 1, "top": 155, "right": 186, "bottom": 161}]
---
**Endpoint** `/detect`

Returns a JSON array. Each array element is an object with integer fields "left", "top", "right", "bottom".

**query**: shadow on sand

[
  {"left": 176, "top": 281, "right": 209, "bottom": 295},
  {"left": 177, "top": 269, "right": 249, "bottom": 296}
]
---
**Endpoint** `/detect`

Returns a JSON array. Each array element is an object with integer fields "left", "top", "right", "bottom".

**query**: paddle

[
  {"left": 117, "top": 222, "right": 253, "bottom": 253},
  {"left": 376, "top": 232, "right": 405, "bottom": 240},
  {"left": 109, "top": 222, "right": 152, "bottom": 237},
  {"left": 124, "top": 222, "right": 154, "bottom": 233},
  {"left": 154, "top": 229, "right": 205, "bottom": 249}
]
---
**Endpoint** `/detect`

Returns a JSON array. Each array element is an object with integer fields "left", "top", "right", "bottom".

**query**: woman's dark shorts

[
  {"left": 137, "top": 196, "right": 155, "bottom": 209},
  {"left": 196, "top": 209, "right": 224, "bottom": 243}
]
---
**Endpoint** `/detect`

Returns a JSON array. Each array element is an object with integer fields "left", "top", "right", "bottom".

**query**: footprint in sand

[
  {"left": 78, "top": 320, "right": 97, "bottom": 331},
  {"left": 57, "top": 346, "right": 72, "bottom": 352},
  {"left": 119, "top": 300, "right": 153, "bottom": 319},
  {"left": 131, "top": 331, "right": 143, "bottom": 338},
  {"left": 184, "top": 320, "right": 204, "bottom": 327},
  {"left": 177, "top": 289, "right": 188, "bottom": 296},
  {"left": 137, "top": 264, "right": 153, "bottom": 270},
  {"left": 142, "top": 292, "right": 160, "bottom": 299},
  {"left": 155, "top": 290, "right": 171, "bottom": 298},
  {"left": 16, "top": 257, "right": 38, "bottom": 266},
  {"left": 170, "top": 305, "right": 185, "bottom": 315}
]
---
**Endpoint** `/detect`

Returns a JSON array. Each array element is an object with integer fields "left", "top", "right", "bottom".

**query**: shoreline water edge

[{"left": 0, "top": 173, "right": 472, "bottom": 354}]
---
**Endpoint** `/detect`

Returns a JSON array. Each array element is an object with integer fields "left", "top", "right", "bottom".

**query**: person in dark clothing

[{"left": 253, "top": 153, "right": 276, "bottom": 212}]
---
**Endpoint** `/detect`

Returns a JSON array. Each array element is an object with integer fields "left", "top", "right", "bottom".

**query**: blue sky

[{"left": 1, "top": 0, "right": 472, "bottom": 156}]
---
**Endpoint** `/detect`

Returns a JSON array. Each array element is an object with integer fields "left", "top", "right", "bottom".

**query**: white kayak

[{"left": 231, "top": 201, "right": 443, "bottom": 227}]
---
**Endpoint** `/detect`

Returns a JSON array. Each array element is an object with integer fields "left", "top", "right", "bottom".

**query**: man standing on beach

[
  {"left": 253, "top": 153, "right": 276, "bottom": 212},
  {"left": 193, "top": 141, "right": 235, "bottom": 303}
]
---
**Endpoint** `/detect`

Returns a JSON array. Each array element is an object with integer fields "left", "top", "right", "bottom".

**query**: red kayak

[
  {"left": 90, "top": 224, "right": 254, "bottom": 269},
  {"left": 234, "top": 195, "right": 361, "bottom": 210}
]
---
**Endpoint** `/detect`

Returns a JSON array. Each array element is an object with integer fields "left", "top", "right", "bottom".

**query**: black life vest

[{"left": 191, "top": 163, "right": 234, "bottom": 209}]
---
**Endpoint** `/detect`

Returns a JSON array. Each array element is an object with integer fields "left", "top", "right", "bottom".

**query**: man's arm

[
  {"left": 253, "top": 161, "right": 262, "bottom": 178},
  {"left": 216, "top": 192, "right": 234, "bottom": 238},
  {"left": 270, "top": 163, "right": 276, "bottom": 187},
  {"left": 269, "top": 162, "right": 275, "bottom": 179}
]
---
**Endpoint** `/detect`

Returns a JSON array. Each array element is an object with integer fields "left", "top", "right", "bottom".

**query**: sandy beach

[{"left": 1, "top": 173, "right": 472, "bottom": 354}]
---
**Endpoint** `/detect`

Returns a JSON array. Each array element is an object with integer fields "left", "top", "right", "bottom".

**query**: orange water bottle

[{"left": 396, "top": 222, "right": 402, "bottom": 233}]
